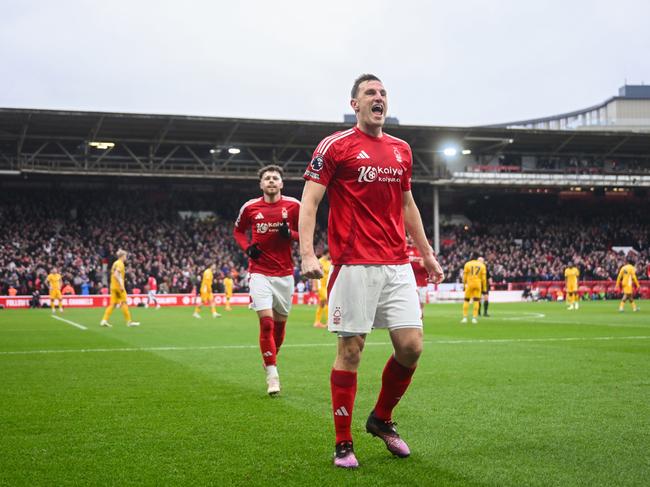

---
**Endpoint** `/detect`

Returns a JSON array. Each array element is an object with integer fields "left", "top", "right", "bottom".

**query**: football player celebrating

[
  {"left": 300, "top": 74, "right": 444, "bottom": 468},
  {"left": 234, "top": 165, "right": 300, "bottom": 396}
]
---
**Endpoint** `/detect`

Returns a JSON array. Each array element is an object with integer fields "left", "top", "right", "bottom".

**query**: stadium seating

[{"left": 0, "top": 188, "right": 647, "bottom": 296}]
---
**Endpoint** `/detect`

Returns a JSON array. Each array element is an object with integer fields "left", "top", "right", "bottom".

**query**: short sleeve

[{"left": 304, "top": 136, "right": 341, "bottom": 187}]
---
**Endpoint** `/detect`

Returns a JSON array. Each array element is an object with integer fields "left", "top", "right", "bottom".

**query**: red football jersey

[
  {"left": 147, "top": 276, "right": 157, "bottom": 291},
  {"left": 234, "top": 195, "right": 300, "bottom": 277},
  {"left": 304, "top": 127, "right": 412, "bottom": 265},
  {"left": 406, "top": 244, "right": 429, "bottom": 287}
]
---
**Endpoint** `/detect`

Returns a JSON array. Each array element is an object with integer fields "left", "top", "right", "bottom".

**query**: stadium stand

[
  {"left": 1, "top": 108, "right": 648, "bottom": 299},
  {"left": 0, "top": 187, "right": 646, "bottom": 296},
  {"left": 437, "top": 192, "right": 648, "bottom": 288},
  {"left": 0, "top": 187, "right": 327, "bottom": 296}
]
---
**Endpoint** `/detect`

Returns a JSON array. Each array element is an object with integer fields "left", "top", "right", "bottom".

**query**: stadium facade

[{"left": 487, "top": 84, "right": 650, "bottom": 132}]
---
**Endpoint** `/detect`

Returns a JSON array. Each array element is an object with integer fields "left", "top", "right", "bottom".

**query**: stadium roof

[{"left": 1, "top": 108, "right": 649, "bottom": 183}]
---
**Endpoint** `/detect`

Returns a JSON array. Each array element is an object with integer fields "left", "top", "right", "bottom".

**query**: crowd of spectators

[
  {"left": 438, "top": 202, "right": 649, "bottom": 284},
  {"left": 1, "top": 188, "right": 647, "bottom": 296}
]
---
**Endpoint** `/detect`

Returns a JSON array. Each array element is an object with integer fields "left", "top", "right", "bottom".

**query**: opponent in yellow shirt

[
  {"left": 616, "top": 258, "right": 640, "bottom": 312},
  {"left": 224, "top": 275, "right": 234, "bottom": 311},
  {"left": 462, "top": 253, "right": 487, "bottom": 323},
  {"left": 564, "top": 264, "right": 580, "bottom": 310},
  {"left": 46, "top": 269, "right": 63, "bottom": 313},
  {"left": 193, "top": 263, "right": 221, "bottom": 318},
  {"left": 312, "top": 249, "right": 332, "bottom": 328},
  {"left": 101, "top": 249, "right": 140, "bottom": 327}
]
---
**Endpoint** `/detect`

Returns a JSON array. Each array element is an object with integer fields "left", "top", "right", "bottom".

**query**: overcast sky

[{"left": 2, "top": 0, "right": 649, "bottom": 126}]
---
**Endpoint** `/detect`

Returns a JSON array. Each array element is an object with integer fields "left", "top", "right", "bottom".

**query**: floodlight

[
  {"left": 88, "top": 141, "right": 115, "bottom": 150},
  {"left": 443, "top": 147, "right": 457, "bottom": 157},
  {"left": 228, "top": 147, "right": 241, "bottom": 155}
]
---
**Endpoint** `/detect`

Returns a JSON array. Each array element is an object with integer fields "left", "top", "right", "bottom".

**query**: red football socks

[
  {"left": 373, "top": 355, "right": 416, "bottom": 421},
  {"left": 331, "top": 369, "right": 357, "bottom": 443},
  {"left": 259, "top": 316, "right": 276, "bottom": 367},
  {"left": 273, "top": 320, "right": 286, "bottom": 353}
]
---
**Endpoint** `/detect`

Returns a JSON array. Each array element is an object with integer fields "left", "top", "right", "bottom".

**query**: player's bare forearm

[
  {"left": 299, "top": 181, "right": 325, "bottom": 258},
  {"left": 299, "top": 181, "right": 326, "bottom": 278}
]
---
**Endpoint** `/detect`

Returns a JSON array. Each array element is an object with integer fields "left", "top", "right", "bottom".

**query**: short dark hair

[
  {"left": 470, "top": 252, "right": 479, "bottom": 260},
  {"left": 626, "top": 255, "right": 636, "bottom": 265},
  {"left": 351, "top": 73, "right": 382, "bottom": 99},
  {"left": 258, "top": 164, "right": 284, "bottom": 180}
]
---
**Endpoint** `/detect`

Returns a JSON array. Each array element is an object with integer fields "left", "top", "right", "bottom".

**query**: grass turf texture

[{"left": 1, "top": 302, "right": 649, "bottom": 486}]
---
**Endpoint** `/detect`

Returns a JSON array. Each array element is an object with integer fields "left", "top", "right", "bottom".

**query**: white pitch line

[
  {"left": 1, "top": 335, "right": 649, "bottom": 356},
  {"left": 525, "top": 319, "right": 650, "bottom": 329},
  {"left": 50, "top": 315, "right": 87, "bottom": 330},
  {"left": 501, "top": 312, "right": 546, "bottom": 320}
]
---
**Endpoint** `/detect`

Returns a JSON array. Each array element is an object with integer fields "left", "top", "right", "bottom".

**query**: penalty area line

[
  {"left": 51, "top": 315, "right": 88, "bottom": 330},
  {"left": 1, "top": 335, "right": 650, "bottom": 356}
]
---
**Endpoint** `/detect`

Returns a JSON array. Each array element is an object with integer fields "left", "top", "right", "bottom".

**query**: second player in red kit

[
  {"left": 407, "top": 236, "right": 429, "bottom": 317},
  {"left": 234, "top": 165, "right": 300, "bottom": 396}
]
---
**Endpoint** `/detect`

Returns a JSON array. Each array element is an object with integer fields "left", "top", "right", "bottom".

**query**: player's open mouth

[{"left": 371, "top": 104, "right": 384, "bottom": 115}]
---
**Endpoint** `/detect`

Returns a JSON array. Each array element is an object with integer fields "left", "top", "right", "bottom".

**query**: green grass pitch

[{"left": 1, "top": 302, "right": 649, "bottom": 486}]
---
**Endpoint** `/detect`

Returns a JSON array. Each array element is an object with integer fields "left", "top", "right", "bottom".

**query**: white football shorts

[
  {"left": 249, "top": 273, "right": 294, "bottom": 316},
  {"left": 327, "top": 264, "right": 422, "bottom": 335}
]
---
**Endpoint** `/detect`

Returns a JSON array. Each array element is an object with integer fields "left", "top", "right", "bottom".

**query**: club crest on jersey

[
  {"left": 310, "top": 154, "right": 324, "bottom": 172},
  {"left": 281, "top": 207, "right": 288, "bottom": 219},
  {"left": 393, "top": 147, "right": 402, "bottom": 163}
]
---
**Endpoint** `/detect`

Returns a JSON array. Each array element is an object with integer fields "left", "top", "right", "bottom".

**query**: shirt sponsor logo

[
  {"left": 256, "top": 221, "right": 285, "bottom": 234},
  {"left": 310, "top": 154, "right": 324, "bottom": 171},
  {"left": 357, "top": 165, "right": 403, "bottom": 183}
]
